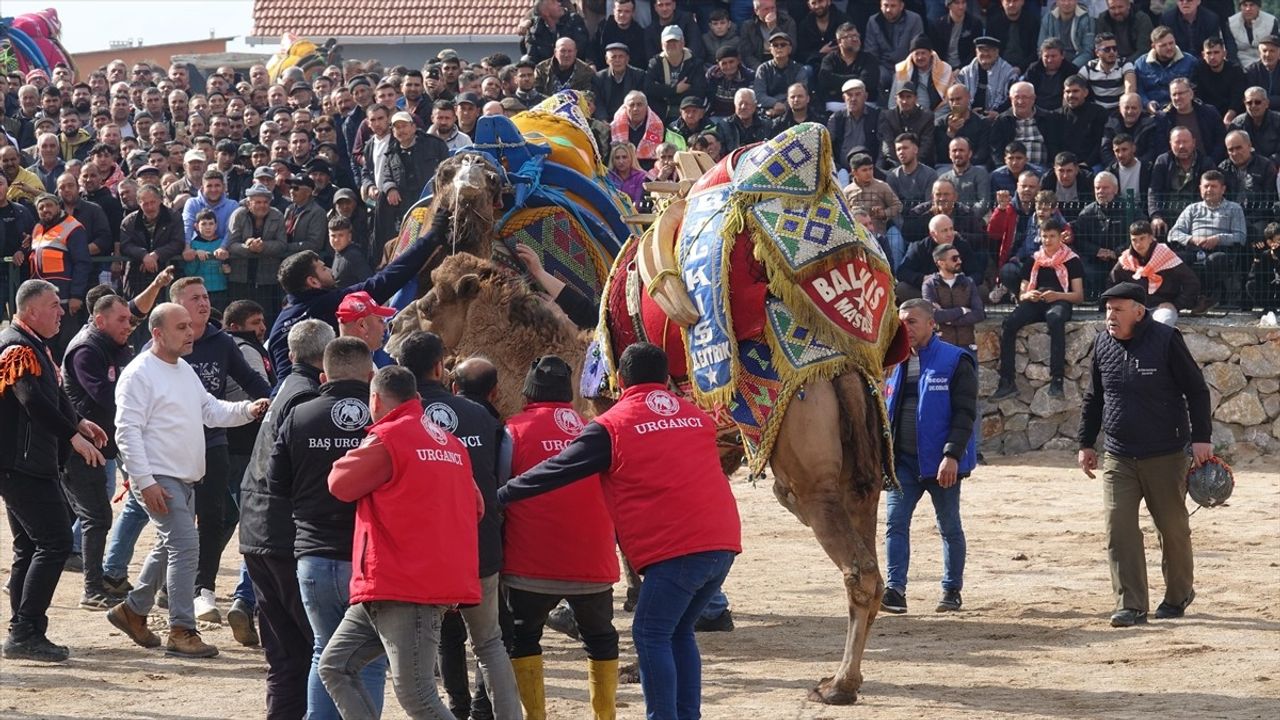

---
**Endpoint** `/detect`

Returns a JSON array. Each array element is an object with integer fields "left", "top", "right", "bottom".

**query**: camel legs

[{"left": 769, "top": 376, "right": 885, "bottom": 705}]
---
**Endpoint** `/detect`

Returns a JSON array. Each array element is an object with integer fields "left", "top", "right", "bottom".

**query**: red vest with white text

[
  {"left": 349, "top": 398, "right": 482, "bottom": 606},
  {"left": 504, "top": 402, "right": 619, "bottom": 583},
  {"left": 591, "top": 383, "right": 742, "bottom": 572}
]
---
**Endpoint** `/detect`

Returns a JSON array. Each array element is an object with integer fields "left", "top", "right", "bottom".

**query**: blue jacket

[
  {"left": 182, "top": 192, "right": 240, "bottom": 246},
  {"left": 885, "top": 337, "right": 978, "bottom": 478},
  {"left": 1134, "top": 49, "right": 1199, "bottom": 107}
]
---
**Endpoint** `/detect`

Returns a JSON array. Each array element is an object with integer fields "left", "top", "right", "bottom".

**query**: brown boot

[
  {"left": 107, "top": 603, "right": 161, "bottom": 648},
  {"left": 165, "top": 627, "right": 219, "bottom": 658}
]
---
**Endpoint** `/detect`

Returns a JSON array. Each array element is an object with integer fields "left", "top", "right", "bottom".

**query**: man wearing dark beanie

[
  {"left": 502, "top": 355, "right": 620, "bottom": 719},
  {"left": 891, "top": 34, "right": 950, "bottom": 112}
]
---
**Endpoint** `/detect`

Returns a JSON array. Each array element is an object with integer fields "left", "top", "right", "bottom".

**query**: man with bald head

[
  {"left": 896, "top": 212, "right": 983, "bottom": 300},
  {"left": 452, "top": 356, "right": 500, "bottom": 419},
  {"left": 109, "top": 302, "right": 268, "bottom": 659}
]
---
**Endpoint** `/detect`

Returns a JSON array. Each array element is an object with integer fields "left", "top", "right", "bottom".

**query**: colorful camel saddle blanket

[
  {"left": 678, "top": 123, "right": 898, "bottom": 406},
  {"left": 590, "top": 124, "right": 899, "bottom": 473}
]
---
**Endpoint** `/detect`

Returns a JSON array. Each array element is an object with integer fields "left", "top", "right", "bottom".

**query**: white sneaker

[{"left": 193, "top": 589, "right": 221, "bottom": 624}]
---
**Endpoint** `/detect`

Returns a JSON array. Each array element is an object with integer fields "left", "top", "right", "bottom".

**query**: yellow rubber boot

[
  {"left": 511, "top": 654, "right": 546, "bottom": 720},
  {"left": 588, "top": 658, "right": 619, "bottom": 720}
]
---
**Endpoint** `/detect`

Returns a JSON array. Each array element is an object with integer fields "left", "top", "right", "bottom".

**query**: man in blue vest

[{"left": 882, "top": 298, "right": 978, "bottom": 615}]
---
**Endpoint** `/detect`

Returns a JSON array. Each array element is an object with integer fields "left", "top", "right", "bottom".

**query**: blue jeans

[
  {"left": 632, "top": 550, "right": 736, "bottom": 720},
  {"left": 72, "top": 459, "right": 116, "bottom": 554},
  {"left": 102, "top": 485, "right": 150, "bottom": 580},
  {"left": 297, "top": 555, "right": 387, "bottom": 719},
  {"left": 885, "top": 454, "right": 966, "bottom": 593}
]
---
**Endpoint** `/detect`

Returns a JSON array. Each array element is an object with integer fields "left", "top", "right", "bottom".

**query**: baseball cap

[
  {"left": 679, "top": 97, "right": 704, "bottom": 109},
  {"left": 768, "top": 31, "right": 792, "bottom": 45},
  {"left": 253, "top": 165, "right": 275, "bottom": 179},
  {"left": 455, "top": 92, "right": 481, "bottom": 106},
  {"left": 334, "top": 188, "right": 359, "bottom": 203},
  {"left": 391, "top": 111, "right": 416, "bottom": 126},
  {"left": 288, "top": 82, "right": 313, "bottom": 95},
  {"left": 286, "top": 175, "right": 315, "bottom": 189},
  {"left": 896, "top": 85, "right": 918, "bottom": 96},
  {"left": 184, "top": 149, "right": 208, "bottom": 164},
  {"left": 661, "top": 25, "right": 684, "bottom": 42},
  {"left": 337, "top": 291, "right": 397, "bottom": 324}
]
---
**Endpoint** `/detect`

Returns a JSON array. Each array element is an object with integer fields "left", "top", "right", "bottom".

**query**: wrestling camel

[
  {"left": 395, "top": 248, "right": 896, "bottom": 704},
  {"left": 390, "top": 122, "right": 898, "bottom": 703}
]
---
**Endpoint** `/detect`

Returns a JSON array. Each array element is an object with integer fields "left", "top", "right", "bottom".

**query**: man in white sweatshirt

[{"left": 106, "top": 303, "right": 268, "bottom": 658}]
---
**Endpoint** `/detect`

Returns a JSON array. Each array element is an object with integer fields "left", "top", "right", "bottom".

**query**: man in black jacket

[
  {"left": 1078, "top": 282, "right": 1211, "bottom": 628},
  {"left": 380, "top": 112, "right": 448, "bottom": 230},
  {"left": 396, "top": 331, "right": 521, "bottom": 717},
  {"left": 59, "top": 293, "right": 134, "bottom": 610},
  {"left": 1, "top": 279, "right": 107, "bottom": 662},
  {"left": 238, "top": 318, "right": 333, "bottom": 719},
  {"left": 272, "top": 336, "right": 390, "bottom": 719}
]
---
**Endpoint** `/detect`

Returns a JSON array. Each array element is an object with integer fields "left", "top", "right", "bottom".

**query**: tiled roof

[{"left": 253, "top": 0, "right": 527, "bottom": 38}]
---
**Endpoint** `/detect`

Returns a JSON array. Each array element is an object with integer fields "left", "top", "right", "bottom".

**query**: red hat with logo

[{"left": 336, "top": 291, "right": 397, "bottom": 324}]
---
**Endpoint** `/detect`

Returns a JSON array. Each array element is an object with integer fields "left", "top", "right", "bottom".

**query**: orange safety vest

[{"left": 30, "top": 215, "right": 83, "bottom": 282}]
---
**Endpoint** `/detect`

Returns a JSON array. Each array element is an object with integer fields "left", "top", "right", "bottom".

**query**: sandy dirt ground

[{"left": 2, "top": 451, "right": 1278, "bottom": 720}]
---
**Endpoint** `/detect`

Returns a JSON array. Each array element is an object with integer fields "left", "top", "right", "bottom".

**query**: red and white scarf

[
  {"left": 1119, "top": 241, "right": 1182, "bottom": 294},
  {"left": 611, "top": 107, "right": 665, "bottom": 160},
  {"left": 1028, "top": 243, "right": 1079, "bottom": 291}
]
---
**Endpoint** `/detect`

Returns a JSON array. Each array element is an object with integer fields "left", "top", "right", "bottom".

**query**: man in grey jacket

[{"left": 227, "top": 184, "right": 288, "bottom": 317}]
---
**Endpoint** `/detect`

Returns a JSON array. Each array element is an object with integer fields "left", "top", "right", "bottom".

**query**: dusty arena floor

[{"left": 2, "top": 451, "right": 1277, "bottom": 719}]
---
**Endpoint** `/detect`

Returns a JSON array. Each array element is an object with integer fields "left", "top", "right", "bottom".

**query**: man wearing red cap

[{"left": 336, "top": 290, "right": 396, "bottom": 358}]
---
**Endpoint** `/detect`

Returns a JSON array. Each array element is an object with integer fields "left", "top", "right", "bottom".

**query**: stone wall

[{"left": 974, "top": 317, "right": 1280, "bottom": 462}]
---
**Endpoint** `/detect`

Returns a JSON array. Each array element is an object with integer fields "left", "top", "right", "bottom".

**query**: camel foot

[{"left": 808, "top": 676, "right": 858, "bottom": 705}]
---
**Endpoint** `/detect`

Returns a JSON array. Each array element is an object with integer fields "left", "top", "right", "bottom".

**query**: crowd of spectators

[{"left": 2, "top": 0, "right": 1280, "bottom": 364}]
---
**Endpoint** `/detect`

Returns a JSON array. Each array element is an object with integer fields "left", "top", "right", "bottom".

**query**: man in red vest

[
  {"left": 503, "top": 355, "right": 620, "bottom": 720},
  {"left": 498, "top": 342, "right": 741, "bottom": 720},
  {"left": 318, "top": 365, "right": 485, "bottom": 720}
]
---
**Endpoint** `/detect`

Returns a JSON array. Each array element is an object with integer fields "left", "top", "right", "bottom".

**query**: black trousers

[
  {"left": 439, "top": 610, "right": 473, "bottom": 719},
  {"left": 59, "top": 454, "right": 113, "bottom": 593},
  {"left": 1, "top": 471, "right": 71, "bottom": 640},
  {"left": 1175, "top": 246, "right": 1248, "bottom": 305},
  {"left": 999, "top": 300, "right": 1074, "bottom": 383},
  {"left": 245, "top": 553, "right": 313, "bottom": 720},
  {"left": 195, "top": 444, "right": 236, "bottom": 593},
  {"left": 506, "top": 586, "right": 619, "bottom": 661}
]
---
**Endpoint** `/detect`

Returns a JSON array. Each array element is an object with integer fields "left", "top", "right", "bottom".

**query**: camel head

[
  {"left": 386, "top": 252, "right": 588, "bottom": 418},
  {"left": 428, "top": 151, "right": 504, "bottom": 258}
]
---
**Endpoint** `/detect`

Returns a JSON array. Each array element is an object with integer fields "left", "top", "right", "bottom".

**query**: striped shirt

[{"left": 1081, "top": 59, "right": 1133, "bottom": 110}]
